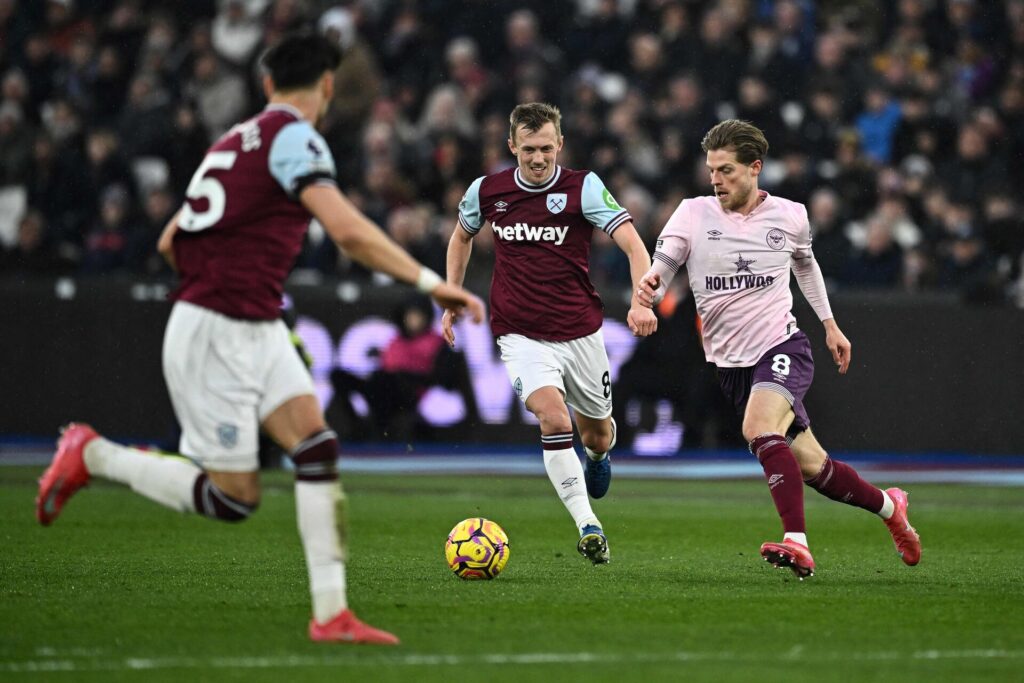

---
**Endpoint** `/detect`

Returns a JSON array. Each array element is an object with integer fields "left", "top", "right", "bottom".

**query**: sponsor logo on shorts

[
  {"left": 513, "top": 377, "right": 523, "bottom": 398},
  {"left": 217, "top": 423, "right": 238, "bottom": 448},
  {"left": 767, "top": 228, "right": 786, "bottom": 250}
]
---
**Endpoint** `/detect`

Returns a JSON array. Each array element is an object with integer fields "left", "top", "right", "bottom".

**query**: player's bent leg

[
  {"left": 528, "top": 387, "right": 608, "bottom": 562},
  {"left": 37, "top": 423, "right": 257, "bottom": 525},
  {"left": 577, "top": 414, "right": 615, "bottom": 499},
  {"left": 794, "top": 429, "right": 883, "bottom": 513},
  {"left": 792, "top": 430, "right": 920, "bottom": 565}
]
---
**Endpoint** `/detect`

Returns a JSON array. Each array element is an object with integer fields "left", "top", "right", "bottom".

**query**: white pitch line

[{"left": 3, "top": 649, "right": 1023, "bottom": 673}]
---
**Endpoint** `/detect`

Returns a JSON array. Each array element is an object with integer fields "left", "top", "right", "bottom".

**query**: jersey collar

[{"left": 514, "top": 165, "right": 562, "bottom": 192}]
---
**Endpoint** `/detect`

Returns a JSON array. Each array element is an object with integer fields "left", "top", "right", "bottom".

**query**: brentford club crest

[{"left": 546, "top": 193, "right": 567, "bottom": 214}]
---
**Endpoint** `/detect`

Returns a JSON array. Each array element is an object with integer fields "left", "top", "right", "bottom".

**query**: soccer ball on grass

[{"left": 445, "top": 517, "right": 510, "bottom": 580}]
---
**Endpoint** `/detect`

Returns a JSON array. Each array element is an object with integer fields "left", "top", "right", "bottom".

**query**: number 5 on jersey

[{"left": 179, "top": 151, "right": 238, "bottom": 231}]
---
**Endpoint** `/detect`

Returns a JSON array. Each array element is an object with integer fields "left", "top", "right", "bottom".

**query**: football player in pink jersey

[
  {"left": 638, "top": 120, "right": 920, "bottom": 578},
  {"left": 443, "top": 102, "right": 658, "bottom": 565},
  {"left": 36, "top": 32, "right": 484, "bottom": 643}
]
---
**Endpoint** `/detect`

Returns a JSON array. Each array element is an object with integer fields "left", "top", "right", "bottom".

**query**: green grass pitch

[{"left": 2, "top": 465, "right": 1023, "bottom": 682}]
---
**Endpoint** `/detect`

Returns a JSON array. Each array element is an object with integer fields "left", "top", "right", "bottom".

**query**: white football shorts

[
  {"left": 162, "top": 301, "right": 315, "bottom": 472},
  {"left": 497, "top": 330, "right": 612, "bottom": 419}
]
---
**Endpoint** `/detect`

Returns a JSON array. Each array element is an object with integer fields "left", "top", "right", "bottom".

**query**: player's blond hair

[
  {"left": 509, "top": 102, "right": 562, "bottom": 143},
  {"left": 701, "top": 120, "right": 769, "bottom": 165}
]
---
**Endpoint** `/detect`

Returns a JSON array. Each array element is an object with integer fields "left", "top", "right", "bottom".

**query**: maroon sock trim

[
  {"left": 192, "top": 473, "right": 257, "bottom": 522},
  {"left": 541, "top": 432, "right": 574, "bottom": 451},
  {"left": 291, "top": 429, "right": 339, "bottom": 482}
]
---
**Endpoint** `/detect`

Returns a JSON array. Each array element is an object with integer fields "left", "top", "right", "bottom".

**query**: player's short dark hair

[
  {"left": 701, "top": 119, "right": 769, "bottom": 165},
  {"left": 509, "top": 102, "right": 562, "bottom": 143},
  {"left": 259, "top": 32, "right": 342, "bottom": 92}
]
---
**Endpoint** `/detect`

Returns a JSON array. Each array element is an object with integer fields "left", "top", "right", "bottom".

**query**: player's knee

[
  {"left": 192, "top": 474, "right": 259, "bottom": 523},
  {"left": 291, "top": 428, "right": 339, "bottom": 482}
]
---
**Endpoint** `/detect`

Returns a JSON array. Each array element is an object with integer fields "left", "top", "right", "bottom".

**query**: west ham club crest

[{"left": 546, "top": 193, "right": 567, "bottom": 214}]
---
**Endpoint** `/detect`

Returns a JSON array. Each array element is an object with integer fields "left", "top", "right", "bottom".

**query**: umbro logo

[
  {"left": 561, "top": 477, "right": 577, "bottom": 489},
  {"left": 768, "top": 474, "right": 784, "bottom": 489},
  {"left": 707, "top": 230, "right": 722, "bottom": 241},
  {"left": 495, "top": 201, "right": 508, "bottom": 212}
]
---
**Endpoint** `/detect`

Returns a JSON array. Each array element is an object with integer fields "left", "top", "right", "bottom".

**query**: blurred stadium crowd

[{"left": 1, "top": 0, "right": 1022, "bottom": 304}]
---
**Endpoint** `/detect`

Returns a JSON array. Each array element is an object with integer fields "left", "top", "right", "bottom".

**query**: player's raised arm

[
  {"left": 300, "top": 184, "right": 483, "bottom": 323},
  {"left": 610, "top": 222, "right": 657, "bottom": 337}
]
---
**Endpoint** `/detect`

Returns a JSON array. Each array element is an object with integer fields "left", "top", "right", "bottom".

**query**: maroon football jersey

[
  {"left": 171, "top": 104, "right": 336, "bottom": 320},
  {"left": 458, "top": 166, "right": 632, "bottom": 341}
]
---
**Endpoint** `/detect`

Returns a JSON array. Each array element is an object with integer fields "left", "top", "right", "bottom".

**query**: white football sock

[
  {"left": 783, "top": 532, "right": 808, "bottom": 548},
  {"left": 543, "top": 447, "right": 599, "bottom": 530},
  {"left": 877, "top": 489, "right": 895, "bottom": 519},
  {"left": 296, "top": 480, "right": 348, "bottom": 624},
  {"left": 83, "top": 437, "right": 200, "bottom": 512}
]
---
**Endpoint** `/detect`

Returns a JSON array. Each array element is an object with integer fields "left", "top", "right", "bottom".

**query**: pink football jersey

[
  {"left": 458, "top": 166, "right": 631, "bottom": 341},
  {"left": 171, "top": 104, "right": 336, "bottom": 320},
  {"left": 653, "top": 192, "right": 814, "bottom": 366}
]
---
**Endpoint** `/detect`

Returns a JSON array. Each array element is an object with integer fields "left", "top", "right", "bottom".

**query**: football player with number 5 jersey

[
  {"left": 443, "top": 103, "right": 658, "bottom": 566},
  {"left": 36, "top": 32, "right": 484, "bottom": 644},
  {"left": 638, "top": 120, "right": 921, "bottom": 579}
]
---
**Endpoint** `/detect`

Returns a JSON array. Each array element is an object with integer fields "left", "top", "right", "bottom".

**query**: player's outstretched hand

[
  {"left": 824, "top": 319, "right": 851, "bottom": 375},
  {"left": 636, "top": 271, "right": 661, "bottom": 308},
  {"left": 627, "top": 305, "right": 658, "bottom": 337},
  {"left": 436, "top": 284, "right": 484, "bottom": 348}
]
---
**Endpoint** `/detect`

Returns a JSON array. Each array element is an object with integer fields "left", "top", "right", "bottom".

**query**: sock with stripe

[
  {"left": 292, "top": 429, "right": 349, "bottom": 624},
  {"left": 805, "top": 456, "right": 887, "bottom": 516},
  {"left": 541, "top": 432, "right": 599, "bottom": 531}
]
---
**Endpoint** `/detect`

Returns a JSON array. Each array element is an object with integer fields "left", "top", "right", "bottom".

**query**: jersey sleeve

[
  {"left": 652, "top": 199, "right": 692, "bottom": 275},
  {"left": 268, "top": 121, "right": 337, "bottom": 199},
  {"left": 581, "top": 172, "right": 632, "bottom": 236},
  {"left": 791, "top": 202, "right": 814, "bottom": 261},
  {"left": 457, "top": 176, "right": 486, "bottom": 235}
]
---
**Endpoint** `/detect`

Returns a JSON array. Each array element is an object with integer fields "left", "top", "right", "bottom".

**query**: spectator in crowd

[
  {"left": 81, "top": 182, "right": 133, "bottom": 273},
  {"left": 329, "top": 294, "right": 477, "bottom": 443},
  {"left": 843, "top": 214, "right": 904, "bottom": 288},
  {"left": 318, "top": 6, "right": 381, "bottom": 156},
  {"left": 806, "top": 187, "right": 853, "bottom": 283},
  {"left": 1, "top": 207, "right": 70, "bottom": 274},
  {"left": 0, "top": 0, "right": 1019, "bottom": 306}
]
